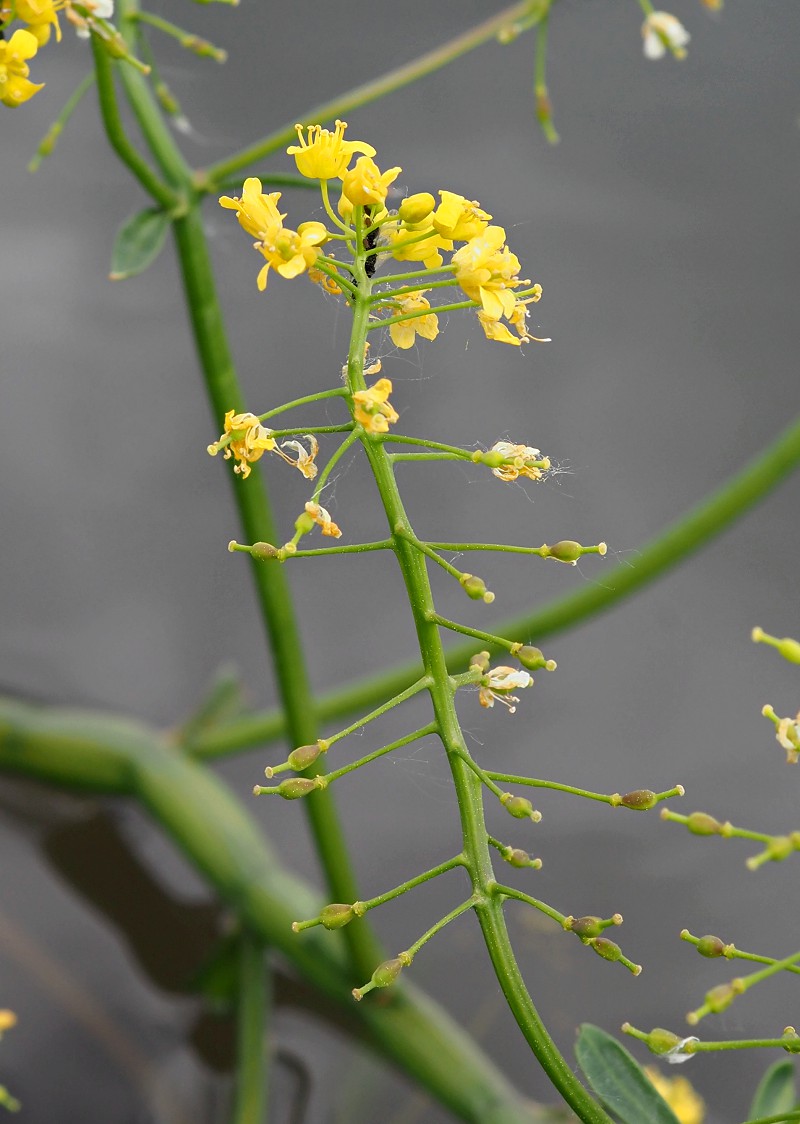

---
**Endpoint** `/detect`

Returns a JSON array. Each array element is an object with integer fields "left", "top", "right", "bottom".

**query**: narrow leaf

[
  {"left": 575, "top": 1024, "right": 681, "bottom": 1124},
  {"left": 110, "top": 207, "right": 170, "bottom": 280},
  {"left": 747, "top": 1060, "right": 796, "bottom": 1120}
]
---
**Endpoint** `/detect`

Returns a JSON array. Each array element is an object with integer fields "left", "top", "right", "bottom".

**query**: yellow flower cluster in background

[{"left": 0, "top": 0, "right": 114, "bottom": 105}]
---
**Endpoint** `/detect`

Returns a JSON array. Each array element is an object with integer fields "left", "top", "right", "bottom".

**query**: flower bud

[
  {"left": 398, "top": 192, "right": 435, "bottom": 224},
  {"left": 506, "top": 847, "right": 537, "bottom": 868},
  {"left": 320, "top": 903, "right": 355, "bottom": 930},
  {"left": 620, "top": 789, "right": 658, "bottom": 811},
  {"left": 469, "top": 651, "right": 491, "bottom": 673}
]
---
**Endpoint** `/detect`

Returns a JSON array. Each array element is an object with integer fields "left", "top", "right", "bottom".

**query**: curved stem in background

[
  {"left": 191, "top": 411, "right": 800, "bottom": 758},
  {"left": 0, "top": 699, "right": 538, "bottom": 1124},
  {"left": 201, "top": 1, "right": 546, "bottom": 189}
]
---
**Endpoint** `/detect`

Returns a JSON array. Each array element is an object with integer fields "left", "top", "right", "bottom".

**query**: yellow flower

[
  {"left": 353, "top": 378, "right": 399, "bottom": 434},
  {"left": 255, "top": 221, "right": 328, "bottom": 291},
  {"left": 307, "top": 263, "right": 342, "bottom": 295},
  {"left": 276, "top": 435, "right": 319, "bottom": 480},
  {"left": 0, "top": 28, "right": 43, "bottom": 107},
  {"left": 219, "top": 178, "right": 285, "bottom": 240},
  {"left": 388, "top": 291, "right": 439, "bottom": 349},
  {"left": 342, "top": 156, "right": 402, "bottom": 208},
  {"left": 287, "top": 120, "right": 375, "bottom": 180},
  {"left": 6, "top": 0, "right": 62, "bottom": 44},
  {"left": 0, "top": 1010, "right": 17, "bottom": 1035},
  {"left": 207, "top": 410, "right": 276, "bottom": 479},
  {"left": 432, "top": 190, "right": 492, "bottom": 241},
  {"left": 385, "top": 221, "right": 452, "bottom": 269},
  {"left": 478, "top": 666, "right": 533, "bottom": 714},
  {"left": 304, "top": 501, "right": 342, "bottom": 538},
  {"left": 451, "top": 226, "right": 524, "bottom": 321},
  {"left": 488, "top": 441, "right": 550, "bottom": 482},
  {"left": 644, "top": 1068, "right": 705, "bottom": 1124},
  {"left": 477, "top": 311, "right": 521, "bottom": 346}
]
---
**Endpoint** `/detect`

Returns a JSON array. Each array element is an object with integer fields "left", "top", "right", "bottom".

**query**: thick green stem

[
  {"left": 343, "top": 224, "right": 610, "bottom": 1122},
  {"left": 170, "top": 206, "right": 381, "bottom": 979}
]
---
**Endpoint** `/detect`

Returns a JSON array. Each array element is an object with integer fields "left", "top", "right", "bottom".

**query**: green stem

[
  {"left": 312, "top": 430, "right": 359, "bottom": 503},
  {"left": 343, "top": 216, "right": 610, "bottom": 1122},
  {"left": 359, "top": 856, "right": 466, "bottom": 913},
  {"left": 100, "top": 8, "right": 382, "bottom": 979},
  {"left": 260, "top": 387, "right": 349, "bottom": 422},
  {"left": 430, "top": 614, "right": 517, "bottom": 653},
  {"left": 202, "top": 1, "right": 546, "bottom": 189},
  {"left": 170, "top": 205, "right": 381, "bottom": 979},
  {"left": 324, "top": 723, "right": 438, "bottom": 784},
  {"left": 90, "top": 35, "right": 176, "bottom": 208},
  {"left": 231, "top": 931, "right": 269, "bottom": 1124}
]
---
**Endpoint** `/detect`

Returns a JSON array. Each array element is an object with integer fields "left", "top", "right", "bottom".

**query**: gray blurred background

[{"left": 2, "top": 2, "right": 799, "bottom": 1121}]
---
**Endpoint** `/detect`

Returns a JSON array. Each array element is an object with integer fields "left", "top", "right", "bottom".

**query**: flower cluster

[
  {"left": 0, "top": 0, "right": 114, "bottom": 106},
  {"left": 219, "top": 120, "right": 546, "bottom": 348}
]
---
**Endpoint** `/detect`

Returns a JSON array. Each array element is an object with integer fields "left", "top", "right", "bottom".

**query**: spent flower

[
  {"left": 488, "top": 441, "right": 550, "bottom": 482},
  {"left": 208, "top": 410, "right": 276, "bottom": 479},
  {"left": 304, "top": 500, "right": 342, "bottom": 539},
  {"left": 353, "top": 378, "right": 399, "bottom": 434},
  {"left": 479, "top": 665, "right": 534, "bottom": 713},
  {"left": 642, "top": 11, "right": 691, "bottom": 59}
]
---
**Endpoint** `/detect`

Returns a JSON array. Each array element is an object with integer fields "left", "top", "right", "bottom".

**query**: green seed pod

[
  {"left": 294, "top": 511, "right": 315, "bottom": 536},
  {"left": 546, "top": 540, "right": 582, "bottom": 563},
  {"left": 505, "top": 847, "right": 534, "bottom": 868},
  {"left": 568, "top": 916, "right": 604, "bottom": 939},
  {"left": 320, "top": 904, "right": 355, "bottom": 930},
  {"left": 776, "top": 637, "right": 800, "bottom": 664},
  {"left": 705, "top": 982, "right": 738, "bottom": 1013},
  {"left": 371, "top": 957, "right": 405, "bottom": 988},
  {"left": 460, "top": 574, "right": 488, "bottom": 601},
  {"left": 500, "top": 792, "right": 535, "bottom": 820},
  {"left": 516, "top": 645, "right": 546, "bottom": 671},
  {"left": 287, "top": 743, "right": 323, "bottom": 771},
  {"left": 590, "top": 937, "right": 621, "bottom": 963},
  {"left": 645, "top": 1027, "right": 683, "bottom": 1055},
  {"left": 686, "top": 812, "right": 723, "bottom": 835},
  {"left": 250, "top": 541, "right": 280, "bottom": 561},
  {"left": 277, "top": 777, "right": 318, "bottom": 800},
  {"left": 696, "top": 934, "right": 726, "bottom": 958},
  {"left": 620, "top": 789, "right": 657, "bottom": 811}
]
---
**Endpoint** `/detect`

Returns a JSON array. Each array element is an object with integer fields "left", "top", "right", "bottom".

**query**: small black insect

[{"left": 362, "top": 204, "right": 379, "bottom": 277}]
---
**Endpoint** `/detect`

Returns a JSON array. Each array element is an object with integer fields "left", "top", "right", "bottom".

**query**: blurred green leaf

[
  {"left": 110, "top": 207, "right": 170, "bottom": 280},
  {"left": 575, "top": 1024, "right": 681, "bottom": 1124},
  {"left": 747, "top": 1059, "right": 796, "bottom": 1121}
]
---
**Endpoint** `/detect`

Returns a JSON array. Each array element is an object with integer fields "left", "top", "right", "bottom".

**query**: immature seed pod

[
  {"left": 250, "top": 541, "right": 280, "bottom": 561},
  {"left": 686, "top": 812, "right": 723, "bottom": 835},
  {"left": 696, "top": 934, "right": 726, "bottom": 958},
  {"left": 277, "top": 777, "right": 319, "bottom": 800},
  {"left": 545, "top": 540, "right": 582, "bottom": 563},
  {"left": 620, "top": 789, "right": 657, "bottom": 811},
  {"left": 320, "top": 904, "right": 355, "bottom": 930},
  {"left": 287, "top": 742, "right": 323, "bottom": 771},
  {"left": 590, "top": 937, "right": 622, "bottom": 963}
]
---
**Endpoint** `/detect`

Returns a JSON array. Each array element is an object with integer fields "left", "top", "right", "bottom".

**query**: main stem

[{"left": 344, "top": 230, "right": 611, "bottom": 1123}]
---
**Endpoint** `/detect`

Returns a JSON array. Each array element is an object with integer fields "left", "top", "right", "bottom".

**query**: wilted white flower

[{"left": 642, "top": 11, "right": 690, "bottom": 60}]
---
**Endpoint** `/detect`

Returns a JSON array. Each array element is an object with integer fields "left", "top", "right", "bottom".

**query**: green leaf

[
  {"left": 110, "top": 207, "right": 170, "bottom": 280},
  {"left": 575, "top": 1024, "right": 681, "bottom": 1124},
  {"left": 747, "top": 1059, "right": 796, "bottom": 1120}
]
